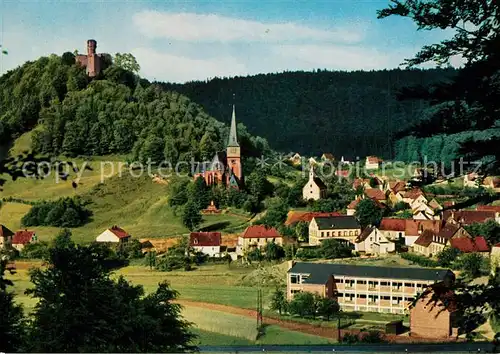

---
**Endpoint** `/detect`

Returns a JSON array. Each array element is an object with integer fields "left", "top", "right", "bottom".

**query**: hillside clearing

[{"left": 1, "top": 171, "right": 250, "bottom": 243}]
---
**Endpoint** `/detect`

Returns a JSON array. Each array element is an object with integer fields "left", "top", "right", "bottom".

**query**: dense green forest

[
  {"left": 394, "top": 128, "right": 500, "bottom": 166},
  {"left": 0, "top": 53, "right": 270, "bottom": 165},
  {"left": 161, "top": 68, "right": 456, "bottom": 159}
]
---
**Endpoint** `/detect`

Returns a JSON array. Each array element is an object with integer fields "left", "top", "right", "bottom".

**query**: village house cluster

[{"left": 2, "top": 93, "right": 499, "bottom": 342}]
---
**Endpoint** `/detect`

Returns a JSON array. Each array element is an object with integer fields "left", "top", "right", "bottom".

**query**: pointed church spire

[
  {"left": 227, "top": 100, "right": 239, "bottom": 147},
  {"left": 309, "top": 164, "right": 315, "bottom": 180}
]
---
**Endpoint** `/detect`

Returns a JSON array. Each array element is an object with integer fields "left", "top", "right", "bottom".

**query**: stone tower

[
  {"left": 226, "top": 104, "right": 242, "bottom": 185},
  {"left": 86, "top": 39, "right": 100, "bottom": 77}
]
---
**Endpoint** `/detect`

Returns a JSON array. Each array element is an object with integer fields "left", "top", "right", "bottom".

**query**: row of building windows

[
  {"left": 290, "top": 274, "right": 309, "bottom": 284},
  {"left": 433, "top": 235, "right": 446, "bottom": 244},
  {"left": 337, "top": 293, "right": 414, "bottom": 304},
  {"left": 318, "top": 230, "right": 359, "bottom": 237},
  {"left": 290, "top": 274, "right": 431, "bottom": 291},
  {"left": 335, "top": 278, "right": 429, "bottom": 290}
]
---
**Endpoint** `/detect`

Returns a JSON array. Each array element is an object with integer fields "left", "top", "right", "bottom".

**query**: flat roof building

[{"left": 287, "top": 262, "right": 455, "bottom": 315}]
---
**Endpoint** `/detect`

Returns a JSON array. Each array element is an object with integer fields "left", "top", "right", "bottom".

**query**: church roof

[
  {"left": 208, "top": 152, "right": 226, "bottom": 171},
  {"left": 227, "top": 105, "right": 239, "bottom": 147},
  {"left": 313, "top": 177, "right": 327, "bottom": 190}
]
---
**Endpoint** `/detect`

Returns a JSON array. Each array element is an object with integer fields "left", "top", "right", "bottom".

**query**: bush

[
  {"left": 320, "top": 239, "right": 352, "bottom": 259},
  {"left": 247, "top": 248, "right": 263, "bottom": 262},
  {"left": 288, "top": 292, "right": 316, "bottom": 318},
  {"left": 155, "top": 256, "right": 185, "bottom": 272},
  {"left": 341, "top": 331, "right": 386, "bottom": 344},
  {"left": 341, "top": 333, "right": 359, "bottom": 344},
  {"left": 455, "top": 253, "right": 487, "bottom": 279},
  {"left": 392, "top": 201, "right": 410, "bottom": 212},
  {"left": 400, "top": 252, "right": 439, "bottom": 267},
  {"left": 116, "top": 239, "right": 144, "bottom": 260},
  {"left": 296, "top": 246, "right": 320, "bottom": 260},
  {"left": 21, "top": 197, "right": 91, "bottom": 227},
  {"left": 437, "top": 247, "right": 461, "bottom": 267},
  {"left": 21, "top": 242, "right": 50, "bottom": 259}
]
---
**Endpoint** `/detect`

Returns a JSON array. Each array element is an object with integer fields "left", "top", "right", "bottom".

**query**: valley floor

[{"left": 7, "top": 261, "right": 407, "bottom": 346}]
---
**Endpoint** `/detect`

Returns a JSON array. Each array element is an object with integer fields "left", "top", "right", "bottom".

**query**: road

[{"left": 200, "top": 341, "right": 496, "bottom": 352}]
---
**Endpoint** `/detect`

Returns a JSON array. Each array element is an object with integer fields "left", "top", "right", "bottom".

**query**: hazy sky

[{"left": 0, "top": 0, "right": 459, "bottom": 83}]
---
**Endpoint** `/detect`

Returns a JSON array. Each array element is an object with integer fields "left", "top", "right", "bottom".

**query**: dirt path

[{"left": 176, "top": 299, "right": 463, "bottom": 344}]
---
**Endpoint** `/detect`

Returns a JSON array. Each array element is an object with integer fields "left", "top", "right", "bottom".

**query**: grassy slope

[
  {"left": 0, "top": 134, "right": 250, "bottom": 243},
  {"left": 117, "top": 264, "right": 272, "bottom": 309}
]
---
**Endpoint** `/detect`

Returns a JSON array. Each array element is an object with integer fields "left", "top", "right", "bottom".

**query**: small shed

[{"left": 385, "top": 320, "right": 404, "bottom": 335}]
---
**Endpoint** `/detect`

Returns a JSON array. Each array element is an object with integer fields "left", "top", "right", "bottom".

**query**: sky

[{"left": 0, "top": 0, "right": 459, "bottom": 83}]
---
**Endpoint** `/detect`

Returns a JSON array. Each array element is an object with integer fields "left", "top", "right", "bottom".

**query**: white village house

[
  {"left": 189, "top": 232, "right": 221, "bottom": 257},
  {"left": 96, "top": 226, "right": 131, "bottom": 243},
  {"left": 355, "top": 226, "right": 395, "bottom": 255}
]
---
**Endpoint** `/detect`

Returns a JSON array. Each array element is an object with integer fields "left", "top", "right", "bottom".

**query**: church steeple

[
  {"left": 226, "top": 97, "right": 242, "bottom": 188},
  {"left": 227, "top": 104, "right": 239, "bottom": 147}
]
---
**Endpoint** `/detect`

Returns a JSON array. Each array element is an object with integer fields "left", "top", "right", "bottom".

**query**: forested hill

[
  {"left": 0, "top": 54, "right": 270, "bottom": 166},
  {"left": 161, "top": 68, "right": 456, "bottom": 159}
]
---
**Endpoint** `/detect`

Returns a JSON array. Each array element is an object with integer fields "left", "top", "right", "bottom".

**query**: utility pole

[
  {"left": 256, "top": 288, "right": 263, "bottom": 331},
  {"left": 337, "top": 311, "right": 342, "bottom": 342}
]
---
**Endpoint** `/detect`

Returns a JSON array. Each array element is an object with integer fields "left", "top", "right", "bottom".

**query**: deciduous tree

[
  {"left": 113, "top": 53, "right": 141, "bottom": 73},
  {"left": 270, "top": 288, "right": 288, "bottom": 315},
  {"left": 0, "top": 259, "right": 25, "bottom": 352},
  {"left": 181, "top": 201, "right": 202, "bottom": 231},
  {"left": 354, "top": 198, "right": 384, "bottom": 228},
  {"left": 25, "top": 242, "right": 196, "bottom": 352}
]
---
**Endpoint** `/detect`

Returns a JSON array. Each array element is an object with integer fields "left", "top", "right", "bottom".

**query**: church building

[
  {"left": 194, "top": 105, "right": 243, "bottom": 189},
  {"left": 302, "top": 166, "right": 327, "bottom": 201}
]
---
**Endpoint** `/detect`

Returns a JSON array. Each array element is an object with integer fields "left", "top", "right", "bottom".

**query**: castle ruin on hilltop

[{"left": 75, "top": 39, "right": 109, "bottom": 77}]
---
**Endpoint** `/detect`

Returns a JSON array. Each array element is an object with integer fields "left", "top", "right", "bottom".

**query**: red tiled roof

[
  {"left": 108, "top": 226, "right": 130, "bottom": 239},
  {"left": 285, "top": 211, "right": 341, "bottom": 225},
  {"left": 0, "top": 225, "right": 14, "bottom": 238},
  {"left": 241, "top": 225, "right": 282, "bottom": 239},
  {"left": 190, "top": 232, "right": 221, "bottom": 247},
  {"left": 401, "top": 188, "right": 424, "bottom": 200},
  {"left": 447, "top": 210, "right": 496, "bottom": 225},
  {"left": 437, "top": 223, "right": 461, "bottom": 240},
  {"left": 405, "top": 220, "right": 443, "bottom": 236},
  {"left": 450, "top": 236, "right": 490, "bottom": 253},
  {"left": 347, "top": 199, "right": 360, "bottom": 209},
  {"left": 12, "top": 230, "right": 35, "bottom": 245},
  {"left": 379, "top": 218, "right": 406, "bottom": 232},
  {"left": 366, "top": 156, "right": 381, "bottom": 164},
  {"left": 365, "top": 188, "right": 386, "bottom": 201},
  {"left": 414, "top": 229, "right": 434, "bottom": 247},
  {"left": 428, "top": 199, "right": 442, "bottom": 210},
  {"left": 348, "top": 197, "right": 386, "bottom": 210},
  {"left": 477, "top": 205, "right": 500, "bottom": 213},
  {"left": 389, "top": 181, "right": 407, "bottom": 193},
  {"left": 355, "top": 226, "right": 375, "bottom": 243},
  {"left": 336, "top": 170, "right": 350, "bottom": 178},
  {"left": 353, "top": 178, "right": 369, "bottom": 189}
]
